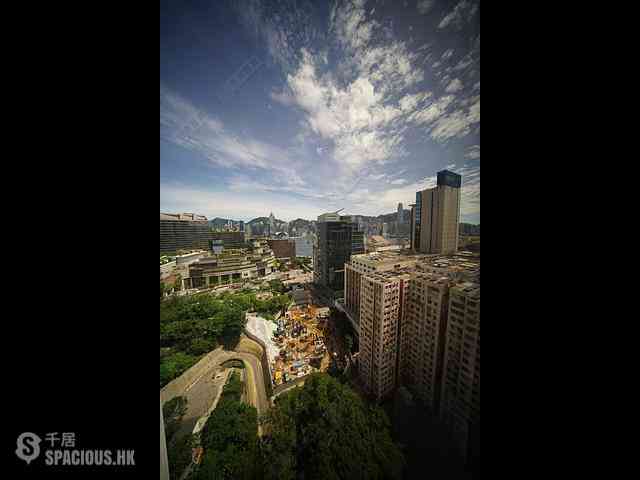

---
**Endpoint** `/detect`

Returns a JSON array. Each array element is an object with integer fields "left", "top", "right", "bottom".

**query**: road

[{"left": 172, "top": 346, "right": 270, "bottom": 440}]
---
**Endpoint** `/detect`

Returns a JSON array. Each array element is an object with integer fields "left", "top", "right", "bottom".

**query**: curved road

[{"left": 173, "top": 346, "right": 269, "bottom": 439}]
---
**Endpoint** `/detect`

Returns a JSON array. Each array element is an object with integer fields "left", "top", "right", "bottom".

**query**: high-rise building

[
  {"left": 399, "top": 268, "right": 451, "bottom": 413},
  {"left": 313, "top": 211, "right": 363, "bottom": 299},
  {"left": 397, "top": 202, "right": 404, "bottom": 223},
  {"left": 441, "top": 281, "right": 480, "bottom": 462},
  {"left": 160, "top": 213, "right": 211, "bottom": 254},
  {"left": 344, "top": 252, "right": 420, "bottom": 331},
  {"left": 411, "top": 170, "right": 461, "bottom": 254},
  {"left": 358, "top": 269, "right": 411, "bottom": 400},
  {"left": 344, "top": 250, "right": 480, "bottom": 462},
  {"left": 268, "top": 212, "right": 276, "bottom": 235}
]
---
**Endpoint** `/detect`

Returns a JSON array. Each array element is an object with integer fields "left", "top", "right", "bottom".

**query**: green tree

[
  {"left": 193, "top": 373, "right": 259, "bottom": 480},
  {"left": 261, "top": 373, "right": 404, "bottom": 480},
  {"left": 268, "top": 279, "right": 285, "bottom": 294},
  {"left": 345, "top": 334, "right": 353, "bottom": 354},
  {"left": 168, "top": 434, "right": 195, "bottom": 480},
  {"left": 189, "top": 338, "right": 216, "bottom": 356}
]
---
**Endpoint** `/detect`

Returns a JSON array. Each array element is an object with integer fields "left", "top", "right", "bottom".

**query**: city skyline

[{"left": 160, "top": 0, "right": 480, "bottom": 223}]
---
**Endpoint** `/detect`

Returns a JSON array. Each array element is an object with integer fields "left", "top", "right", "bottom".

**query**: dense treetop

[{"left": 261, "top": 373, "right": 405, "bottom": 480}]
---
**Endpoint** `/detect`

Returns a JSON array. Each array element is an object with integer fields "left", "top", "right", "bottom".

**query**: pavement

[{"left": 171, "top": 345, "right": 270, "bottom": 441}]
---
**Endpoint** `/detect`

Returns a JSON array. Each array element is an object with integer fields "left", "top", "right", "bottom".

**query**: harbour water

[{"left": 293, "top": 234, "right": 313, "bottom": 258}]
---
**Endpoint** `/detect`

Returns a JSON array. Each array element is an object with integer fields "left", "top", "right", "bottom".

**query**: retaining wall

[
  {"left": 160, "top": 348, "right": 223, "bottom": 406},
  {"left": 241, "top": 329, "right": 274, "bottom": 398}
]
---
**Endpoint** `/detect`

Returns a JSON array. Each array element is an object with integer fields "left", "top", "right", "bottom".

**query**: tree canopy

[
  {"left": 261, "top": 373, "right": 405, "bottom": 480},
  {"left": 160, "top": 290, "right": 290, "bottom": 387},
  {"left": 193, "top": 372, "right": 260, "bottom": 480}
]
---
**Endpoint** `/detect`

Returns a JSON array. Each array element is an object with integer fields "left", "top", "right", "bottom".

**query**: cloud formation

[{"left": 160, "top": 0, "right": 480, "bottom": 222}]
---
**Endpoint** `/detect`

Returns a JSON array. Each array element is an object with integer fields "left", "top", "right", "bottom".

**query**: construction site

[{"left": 270, "top": 304, "right": 331, "bottom": 386}]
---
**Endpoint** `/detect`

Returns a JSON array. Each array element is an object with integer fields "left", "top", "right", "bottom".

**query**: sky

[{"left": 160, "top": 0, "right": 480, "bottom": 223}]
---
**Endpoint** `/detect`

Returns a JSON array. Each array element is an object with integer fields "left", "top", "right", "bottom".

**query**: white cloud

[
  {"left": 160, "top": 86, "right": 303, "bottom": 177},
  {"left": 408, "top": 95, "right": 455, "bottom": 125},
  {"left": 438, "top": 0, "right": 478, "bottom": 30},
  {"left": 417, "top": 0, "right": 435, "bottom": 15},
  {"left": 270, "top": 89, "right": 295, "bottom": 105},
  {"left": 429, "top": 97, "right": 480, "bottom": 142},
  {"left": 390, "top": 178, "right": 408, "bottom": 185},
  {"left": 284, "top": 43, "right": 431, "bottom": 179},
  {"left": 442, "top": 49, "right": 455, "bottom": 61},
  {"left": 453, "top": 55, "right": 475, "bottom": 72},
  {"left": 445, "top": 78, "right": 463, "bottom": 93},
  {"left": 465, "top": 145, "right": 480, "bottom": 159}
]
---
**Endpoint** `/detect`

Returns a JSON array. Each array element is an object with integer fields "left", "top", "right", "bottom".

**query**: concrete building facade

[
  {"left": 345, "top": 250, "right": 480, "bottom": 462},
  {"left": 441, "top": 282, "right": 480, "bottom": 461},
  {"left": 268, "top": 239, "right": 296, "bottom": 260},
  {"left": 399, "top": 270, "right": 450, "bottom": 412},
  {"left": 160, "top": 213, "right": 211, "bottom": 254},
  {"left": 411, "top": 170, "right": 461, "bottom": 254},
  {"left": 210, "top": 231, "right": 246, "bottom": 250},
  {"left": 358, "top": 270, "right": 410, "bottom": 400},
  {"left": 183, "top": 240, "right": 277, "bottom": 289},
  {"left": 313, "top": 212, "right": 363, "bottom": 298}
]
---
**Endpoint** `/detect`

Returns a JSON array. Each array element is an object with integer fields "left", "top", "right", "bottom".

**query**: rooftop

[{"left": 160, "top": 212, "right": 208, "bottom": 222}]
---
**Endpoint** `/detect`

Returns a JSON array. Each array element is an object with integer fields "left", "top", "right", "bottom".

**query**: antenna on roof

[{"left": 332, "top": 208, "right": 345, "bottom": 215}]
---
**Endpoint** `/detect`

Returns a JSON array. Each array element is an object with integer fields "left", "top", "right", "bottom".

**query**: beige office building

[{"left": 412, "top": 170, "right": 461, "bottom": 255}]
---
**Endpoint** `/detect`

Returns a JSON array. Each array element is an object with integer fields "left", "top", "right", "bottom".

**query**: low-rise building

[
  {"left": 182, "top": 240, "right": 277, "bottom": 289},
  {"left": 209, "top": 231, "right": 246, "bottom": 250}
]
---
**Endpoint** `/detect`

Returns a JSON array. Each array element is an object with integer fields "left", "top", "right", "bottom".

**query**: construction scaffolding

[{"left": 269, "top": 303, "right": 331, "bottom": 386}]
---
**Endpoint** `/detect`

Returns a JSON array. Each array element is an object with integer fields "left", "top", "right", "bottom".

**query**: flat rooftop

[{"left": 452, "top": 282, "right": 480, "bottom": 299}]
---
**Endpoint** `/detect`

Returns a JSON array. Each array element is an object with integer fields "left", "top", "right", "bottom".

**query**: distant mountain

[
  {"left": 289, "top": 218, "right": 313, "bottom": 229},
  {"left": 247, "top": 217, "right": 270, "bottom": 225}
]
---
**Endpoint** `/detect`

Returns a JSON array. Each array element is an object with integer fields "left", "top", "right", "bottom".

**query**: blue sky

[{"left": 160, "top": 0, "right": 480, "bottom": 223}]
